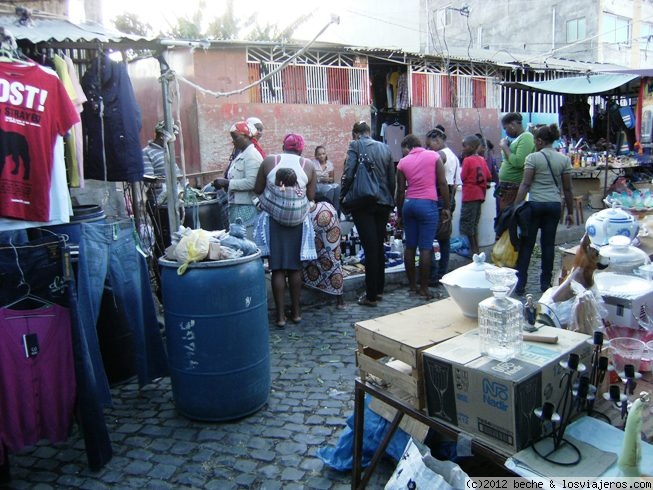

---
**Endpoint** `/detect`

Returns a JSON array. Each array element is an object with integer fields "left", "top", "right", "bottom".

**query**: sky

[{"left": 83, "top": 0, "right": 422, "bottom": 52}]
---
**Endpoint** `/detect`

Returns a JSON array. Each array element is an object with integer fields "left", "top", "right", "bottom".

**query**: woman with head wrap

[
  {"left": 254, "top": 133, "right": 317, "bottom": 327},
  {"left": 247, "top": 117, "right": 266, "bottom": 158},
  {"left": 214, "top": 120, "right": 263, "bottom": 239}
]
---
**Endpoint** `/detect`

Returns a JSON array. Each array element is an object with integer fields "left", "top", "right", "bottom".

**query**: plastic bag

[
  {"left": 220, "top": 217, "right": 258, "bottom": 256},
  {"left": 385, "top": 439, "right": 469, "bottom": 490},
  {"left": 317, "top": 394, "right": 409, "bottom": 471},
  {"left": 538, "top": 282, "right": 606, "bottom": 332},
  {"left": 491, "top": 230, "right": 518, "bottom": 268},
  {"left": 449, "top": 235, "right": 470, "bottom": 258},
  {"left": 175, "top": 229, "right": 210, "bottom": 275},
  {"left": 568, "top": 282, "right": 606, "bottom": 335}
]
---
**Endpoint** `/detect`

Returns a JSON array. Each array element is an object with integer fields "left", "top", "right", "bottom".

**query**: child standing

[{"left": 460, "top": 135, "right": 492, "bottom": 255}]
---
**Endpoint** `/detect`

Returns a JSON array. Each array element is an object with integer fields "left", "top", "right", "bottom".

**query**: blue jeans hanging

[{"left": 76, "top": 218, "right": 168, "bottom": 408}]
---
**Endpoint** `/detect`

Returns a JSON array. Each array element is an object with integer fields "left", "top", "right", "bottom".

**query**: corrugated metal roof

[
  {"left": 343, "top": 44, "right": 627, "bottom": 73},
  {"left": 0, "top": 12, "right": 153, "bottom": 44}
]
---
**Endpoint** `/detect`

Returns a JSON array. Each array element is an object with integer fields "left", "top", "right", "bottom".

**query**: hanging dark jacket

[
  {"left": 494, "top": 202, "right": 532, "bottom": 250},
  {"left": 81, "top": 55, "right": 144, "bottom": 182}
]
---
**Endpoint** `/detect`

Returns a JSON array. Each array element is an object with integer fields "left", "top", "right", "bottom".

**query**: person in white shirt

[{"left": 425, "top": 126, "right": 461, "bottom": 284}]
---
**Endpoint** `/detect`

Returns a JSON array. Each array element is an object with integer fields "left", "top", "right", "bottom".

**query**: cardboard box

[
  {"left": 355, "top": 298, "right": 477, "bottom": 408},
  {"left": 422, "top": 327, "right": 591, "bottom": 453},
  {"left": 594, "top": 272, "right": 653, "bottom": 329}
]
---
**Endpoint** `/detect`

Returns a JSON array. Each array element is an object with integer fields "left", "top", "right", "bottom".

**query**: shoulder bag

[{"left": 340, "top": 140, "right": 380, "bottom": 212}]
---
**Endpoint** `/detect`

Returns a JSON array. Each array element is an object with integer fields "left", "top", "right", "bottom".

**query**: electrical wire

[
  {"left": 172, "top": 15, "right": 339, "bottom": 99},
  {"left": 465, "top": 13, "right": 484, "bottom": 137},
  {"left": 522, "top": 11, "right": 653, "bottom": 65},
  {"left": 438, "top": 11, "right": 461, "bottom": 135},
  {"left": 341, "top": 7, "right": 418, "bottom": 33}
]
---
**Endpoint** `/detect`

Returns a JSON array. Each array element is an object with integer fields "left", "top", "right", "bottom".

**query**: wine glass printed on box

[{"left": 426, "top": 361, "right": 453, "bottom": 423}]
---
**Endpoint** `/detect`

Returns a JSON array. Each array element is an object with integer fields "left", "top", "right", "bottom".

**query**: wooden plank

[
  {"left": 355, "top": 298, "right": 477, "bottom": 366},
  {"left": 355, "top": 328, "right": 420, "bottom": 367},
  {"left": 357, "top": 351, "right": 418, "bottom": 396}
]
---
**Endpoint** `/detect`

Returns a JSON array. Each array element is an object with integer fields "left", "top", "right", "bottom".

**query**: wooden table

[
  {"left": 351, "top": 378, "right": 513, "bottom": 490},
  {"left": 351, "top": 361, "right": 653, "bottom": 489}
]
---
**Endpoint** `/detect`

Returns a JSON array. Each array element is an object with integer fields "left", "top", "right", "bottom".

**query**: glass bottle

[
  {"left": 478, "top": 268, "right": 523, "bottom": 362},
  {"left": 524, "top": 294, "right": 537, "bottom": 332},
  {"left": 432, "top": 239, "right": 441, "bottom": 261}
]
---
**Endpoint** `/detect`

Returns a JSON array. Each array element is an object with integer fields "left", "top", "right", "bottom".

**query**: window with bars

[
  {"left": 246, "top": 48, "right": 369, "bottom": 105},
  {"left": 411, "top": 72, "right": 500, "bottom": 109}
]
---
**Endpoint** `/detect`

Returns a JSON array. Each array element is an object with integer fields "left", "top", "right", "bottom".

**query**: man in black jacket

[{"left": 340, "top": 121, "right": 396, "bottom": 306}]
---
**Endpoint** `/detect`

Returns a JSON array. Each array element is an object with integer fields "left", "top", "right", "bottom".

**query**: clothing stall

[
  {"left": 503, "top": 73, "right": 653, "bottom": 201},
  {"left": 369, "top": 61, "right": 410, "bottom": 162},
  {"left": 0, "top": 12, "right": 169, "bottom": 481}
]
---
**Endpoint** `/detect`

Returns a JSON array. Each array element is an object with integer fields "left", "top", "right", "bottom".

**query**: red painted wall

[
  {"left": 130, "top": 47, "right": 502, "bottom": 187},
  {"left": 195, "top": 101, "right": 368, "bottom": 180},
  {"left": 411, "top": 107, "right": 501, "bottom": 157}
]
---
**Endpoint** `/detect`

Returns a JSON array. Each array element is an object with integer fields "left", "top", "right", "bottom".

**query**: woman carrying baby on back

[{"left": 254, "top": 133, "right": 317, "bottom": 328}]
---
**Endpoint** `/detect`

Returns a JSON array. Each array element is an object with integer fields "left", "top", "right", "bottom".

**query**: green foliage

[
  {"left": 112, "top": 12, "right": 153, "bottom": 37},
  {"left": 115, "top": 0, "right": 311, "bottom": 41},
  {"left": 246, "top": 13, "right": 313, "bottom": 42}
]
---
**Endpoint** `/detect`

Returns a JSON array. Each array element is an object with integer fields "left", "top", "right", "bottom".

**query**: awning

[
  {"left": 0, "top": 13, "right": 154, "bottom": 45},
  {"left": 502, "top": 73, "right": 640, "bottom": 95}
]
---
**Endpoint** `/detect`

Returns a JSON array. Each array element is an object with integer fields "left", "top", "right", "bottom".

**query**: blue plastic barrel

[{"left": 159, "top": 252, "right": 270, "bottom": 421}]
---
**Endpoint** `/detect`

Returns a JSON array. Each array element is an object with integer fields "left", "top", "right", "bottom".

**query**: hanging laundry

[
  {"left": 0, "top": 137, "right": 72, "bottom": 231},
  {"left": 396, "top": 72, "right": 409, "bottom": 110},
  {"left": 64, "top": 55, "right": 86, "bottom": 187},
  {"left": 0, "top": 62, "right": 79, "bottom": 222},
  {"left": 81, "top": 54, "right": 144, "bottom": 182},
  {"left": 53, "top": 54, "right": 85, "bottom": 188},
  {"left": 0, "top": 305, "right": 76, "bottom": 456},
  {"left": 381, "top": 121, "right": 406, "bottom": 163}
]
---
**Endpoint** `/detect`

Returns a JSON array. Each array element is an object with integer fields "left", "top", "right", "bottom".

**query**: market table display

[
  {"left": 355, "top": 298, "right": 476, "bottom": 409},
  {"left": 352, "top": 299, "right": 653, "bottom": 489}
]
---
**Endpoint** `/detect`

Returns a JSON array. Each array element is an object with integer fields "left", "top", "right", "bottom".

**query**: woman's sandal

[{"left": 284, "top": 308, "right": 302, "bottom": 324}]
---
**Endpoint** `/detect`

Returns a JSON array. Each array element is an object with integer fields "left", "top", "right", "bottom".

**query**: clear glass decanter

[{"left": 478, "top": 268, "right": 523, "bottom": 362}]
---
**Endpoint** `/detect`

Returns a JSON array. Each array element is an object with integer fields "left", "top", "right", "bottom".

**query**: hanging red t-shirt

[{"left": 0, "top": 63, "right": 79, "bottom": 221}]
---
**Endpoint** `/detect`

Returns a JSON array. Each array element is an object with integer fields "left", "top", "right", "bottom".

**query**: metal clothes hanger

[{"left": 2, "top": 238, "right": 56, "bottom": 312}]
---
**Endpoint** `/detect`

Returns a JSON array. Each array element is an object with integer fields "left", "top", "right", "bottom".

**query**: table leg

[
  {"left": 352, "top": 380, "right": 365, "bottom": 490},
  {"left": 359, "top": 410, "right": 404, "bottom": 489}
]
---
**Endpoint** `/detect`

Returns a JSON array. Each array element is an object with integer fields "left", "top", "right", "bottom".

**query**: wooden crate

[{"left": 355, "top": 298, "right": 476, "bottom": 409}]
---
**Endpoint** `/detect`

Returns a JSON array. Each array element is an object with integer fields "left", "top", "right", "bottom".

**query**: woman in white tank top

[{"left": 255, "top": 134, "right": 317, "bottom": 328}]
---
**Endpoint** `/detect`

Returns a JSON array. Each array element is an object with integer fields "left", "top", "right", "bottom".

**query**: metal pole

[
  {"left": 156, "top": 52, "right": 181, "bottom": 235},
  {"left": 603, "top": 95, "right": 611, "bottom": 198}
]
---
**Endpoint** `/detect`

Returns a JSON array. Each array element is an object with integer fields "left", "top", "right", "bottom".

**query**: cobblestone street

[{"left": 4, "top": 227, "right": 581, "bottom": 489}]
